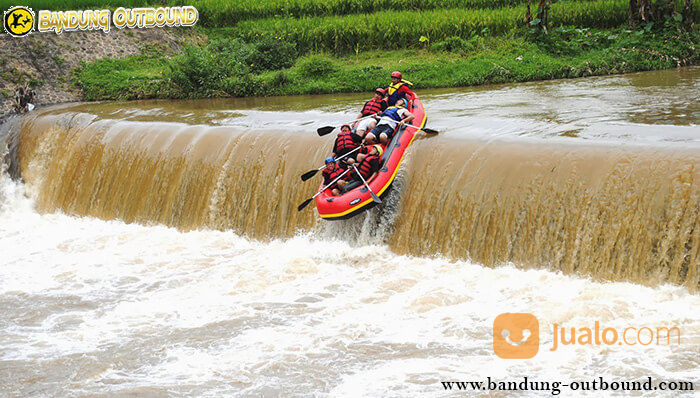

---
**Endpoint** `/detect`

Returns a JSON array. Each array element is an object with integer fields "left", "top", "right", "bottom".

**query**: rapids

[
  {"left": 0, "top": 68, "right": 698, "bottom": 396},
  {"left": 9, "top": 68, "right": 699, "bottom": 287}
]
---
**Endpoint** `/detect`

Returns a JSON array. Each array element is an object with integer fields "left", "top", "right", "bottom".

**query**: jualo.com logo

[{"left": 493, "top": 313, "right": 681, "bottom": 359}]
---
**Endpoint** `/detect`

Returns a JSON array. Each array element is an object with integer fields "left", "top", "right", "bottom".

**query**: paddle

[
  {"left": 300, "top": 146, "right": 363, "bottom": 181},
  {"left": 316, "top": 113, "right": 380, "bottom": 136},
  {"left": 401, "top": 123, "right": 438, "bottom": 135},
  {"left": 351, "top": 164, "right": 381, "bottom": 204},
  {"left": 297, "top": 168, "right": 351, "bottom": 211}
]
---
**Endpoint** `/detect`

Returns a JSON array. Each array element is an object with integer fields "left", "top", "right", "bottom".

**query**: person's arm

[
  {"left": 398, "top": 109, "right": 415, "bottom": 126},
  {"left": 367, "top": 172, "right": 378, "bottom": 184}
]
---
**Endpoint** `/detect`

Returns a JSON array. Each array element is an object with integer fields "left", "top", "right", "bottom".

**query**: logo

[
  {"left": 349, "top": 198, "right": 361, "bottom": 205},
  {"left": 493, "top": 313, "right": 539, "bottom": 359},
  {"left": 3, "top": 6, "right": 34, "bottom": 37}
]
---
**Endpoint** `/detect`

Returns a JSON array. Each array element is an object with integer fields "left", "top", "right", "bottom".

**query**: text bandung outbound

[{"left": 38, "top": 6, "right": 198, "bottom": 34}]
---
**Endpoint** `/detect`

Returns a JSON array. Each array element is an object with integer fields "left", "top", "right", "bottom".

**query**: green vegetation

[
  {"left": 13, "top": 0, "right": 696, "bottom": 101},
  {"left": 234, "top": 0, "right": 629, "bottom": 53},
  {"left": 73, "top": 26, "right": 698, "bottom": 100},
  {"left": 5, "top": 0, "right": 605, "bottom": 21},
  {"left": 72, "top": 55, "right": 168, "bottom": 100}
]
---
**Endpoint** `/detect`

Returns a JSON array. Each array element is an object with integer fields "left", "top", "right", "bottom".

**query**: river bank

[
  {"left": 0, "top": 1, "right": 696, "bottom": 116},
  {"left": 74, "top": 26, "right": 698, "bottom": 101}
]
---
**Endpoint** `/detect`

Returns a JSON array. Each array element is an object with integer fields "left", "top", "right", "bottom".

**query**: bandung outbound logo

[
  {"left": 2, "top": 5, "right": 197, "bottom": 36},
  {"left": 3, "top": 6, "right": 34, "bottom": 37}
]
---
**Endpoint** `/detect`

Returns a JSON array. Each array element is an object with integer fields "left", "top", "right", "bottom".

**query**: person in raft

[
  {"left": 322, "top": 157, "right": 346, "bottom": 192},
  {"left": 386, "top": 71, "right": 415, "bottom": 108},
  {"left": 332, "top": 124, "right": 362, "bottom": 162},
  {"left": 353, "top": 87, "right": 388, "bottom": 139},
  {"left": 334, "top": 144, "right": 384, "bottom": 195},
  {"left": 364, "top": 98, "right": 415, "bottom": 145}
]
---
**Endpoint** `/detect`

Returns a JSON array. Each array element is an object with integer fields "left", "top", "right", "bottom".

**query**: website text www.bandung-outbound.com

[{"left": 440, "top": 377, "right": 695, "bottom": 395}]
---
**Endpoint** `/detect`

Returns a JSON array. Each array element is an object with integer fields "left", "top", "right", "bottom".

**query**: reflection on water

[{"left": 42, "top": 67, "right": 698, "bottom": 144}]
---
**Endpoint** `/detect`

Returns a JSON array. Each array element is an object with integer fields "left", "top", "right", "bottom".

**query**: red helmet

[
  {"left": 341, "top": 124, "right": 351, "bottom": 131},
  {"left": 375, "top": 87, "right": 386, "bottom": 95},
  {"left": 390, "top": 71, "right": 402, "bottom": 79}
]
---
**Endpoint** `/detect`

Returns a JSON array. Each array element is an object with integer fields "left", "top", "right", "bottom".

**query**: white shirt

[{"left": 378, "top": 108, "right": 411, "bottom": 129}]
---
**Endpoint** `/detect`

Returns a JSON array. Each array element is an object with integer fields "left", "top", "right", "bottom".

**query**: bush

[
  {"left": 167, "top": 39, "right": 255, "bottom": 95},
  {"left": 244, "top": 36, "right": 298, "bottom": 72},
  {"left": 432, "top": 36, "right": 475, "bottom": 53},
  {"left": 166, "top": 37, "right": 298, "bottom": 96},
  {"left": 295, "top": 54, "right": 336, "bottom": 78}
]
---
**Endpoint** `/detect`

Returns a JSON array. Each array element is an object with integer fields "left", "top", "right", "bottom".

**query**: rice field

[
  {"left": 8, "top": 0, "right": 623, "bottom": 26},
  {"left": 234, "top": 0, "right": 629, "bottom": 53}
]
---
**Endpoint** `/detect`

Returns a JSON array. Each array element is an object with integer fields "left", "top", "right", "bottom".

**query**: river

[{"left": 0, "top": 68, "right": 698, "bottom": 396}]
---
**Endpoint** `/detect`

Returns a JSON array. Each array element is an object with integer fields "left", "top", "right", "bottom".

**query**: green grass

[
  {"left": 72, "top": 55, "right": 169, "bottom": 101},
  {"left": 188, "top": 0, "right": 526, "bottom": 26},
  {"left": 0, "top": 0, "right": 152, "bottom": 10},
  {"left": 233, "top": 0, "right": 629, "bottom": 53},
  {"left": 72, "top": 27, "right": 698, "bottom": 101},
  {"left": 4, "top": 0, "right": 607, "bottom": 22}
]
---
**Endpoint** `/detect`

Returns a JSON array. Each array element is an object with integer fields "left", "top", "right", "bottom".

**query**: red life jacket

[
  {"left": 323, "top": 166, "right": 345, "bottom": 188},
  {"left": 361, "top": 98, "right": 385, "bottom": 116},
  {"left": 335, "top": 130, "right": 357, "bottom": 153},
  {"left": 356, "top": 153, "right": 380, "bottom": 179}
]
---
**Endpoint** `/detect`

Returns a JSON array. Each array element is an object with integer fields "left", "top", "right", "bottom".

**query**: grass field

[
  {"left": 233, "top": 0, "right": 629, "bottom": 53},
  {"left": 6, "top": 0, "right": 697, "bottom": 100}
]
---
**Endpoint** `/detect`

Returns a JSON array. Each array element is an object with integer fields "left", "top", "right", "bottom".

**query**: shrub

[
  {"left": 295, "top": 54, "right": 336, "bottom": 78},
  {"left": 244, "top": 36, "right": 298, "bottom": 72}
]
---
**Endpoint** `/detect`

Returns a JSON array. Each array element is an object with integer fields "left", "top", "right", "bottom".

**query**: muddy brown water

[{"left": 0, "top": 68, "right": 698, "bottom": 396}]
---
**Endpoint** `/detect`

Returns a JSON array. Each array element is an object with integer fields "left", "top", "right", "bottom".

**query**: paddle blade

[
  {"left": 317, "top": 126, "right": 335, "bottom": 136},
  {"left": 301, "top": 169, "right": 319, "bottom": 181},
  {"left": 370, "top": 191, "right": 381, "bottom": 204},
  {"left": 297, "top": 198, "right": 313, "bottom": 211},
  {"left": 422, "top": 127, "right": 439, "bottom": 135}
]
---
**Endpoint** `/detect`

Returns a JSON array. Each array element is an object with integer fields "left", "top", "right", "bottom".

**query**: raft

[{"left": 315, "top": 94, "right": 427, "bottom": 220}]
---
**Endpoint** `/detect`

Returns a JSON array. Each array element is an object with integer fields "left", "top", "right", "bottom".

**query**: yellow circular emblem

[{"left": 4, "top": 6, "right": 34, "bottom": 37}]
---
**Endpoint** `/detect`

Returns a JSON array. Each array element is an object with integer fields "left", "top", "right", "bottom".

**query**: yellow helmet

[{"left": 373, "top": 144, "right": 384, "bottom": 157}]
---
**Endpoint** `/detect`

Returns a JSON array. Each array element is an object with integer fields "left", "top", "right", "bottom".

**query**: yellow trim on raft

[{"left": 319, "top": 109, "right": 428, "bottom": 219}]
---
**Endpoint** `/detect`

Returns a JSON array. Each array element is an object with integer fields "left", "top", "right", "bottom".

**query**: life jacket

[
  {"left": 335, "top": 130, "right": 358, "bottom": 153},
  {"left": 361, "top": 98, "right": 385, "bottom": 116},
  {"left": 381, "top": 106, "right": 404, "bottom": 122},
  {"left": 323, "top": 166, "right": 345, "bottom": 188},
  {"left": 356, "top": 152, "right": 380, "bottom": 179},
  {"left": 386, "top": 79, "right": 413, "bottom": 105}
]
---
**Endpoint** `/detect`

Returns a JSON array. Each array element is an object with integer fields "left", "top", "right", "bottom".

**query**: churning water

[{"left": 1, "top": 68, "right": 698, "bottom": 396}]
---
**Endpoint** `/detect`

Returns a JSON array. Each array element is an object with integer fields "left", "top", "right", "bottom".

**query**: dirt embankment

[{"left": 0, "top": 27, "right": 201, "bottom": 117}]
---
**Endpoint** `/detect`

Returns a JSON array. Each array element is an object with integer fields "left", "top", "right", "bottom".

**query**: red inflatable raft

[{"left": 315, "top": 94, "right": 427, "bottom": 220}]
